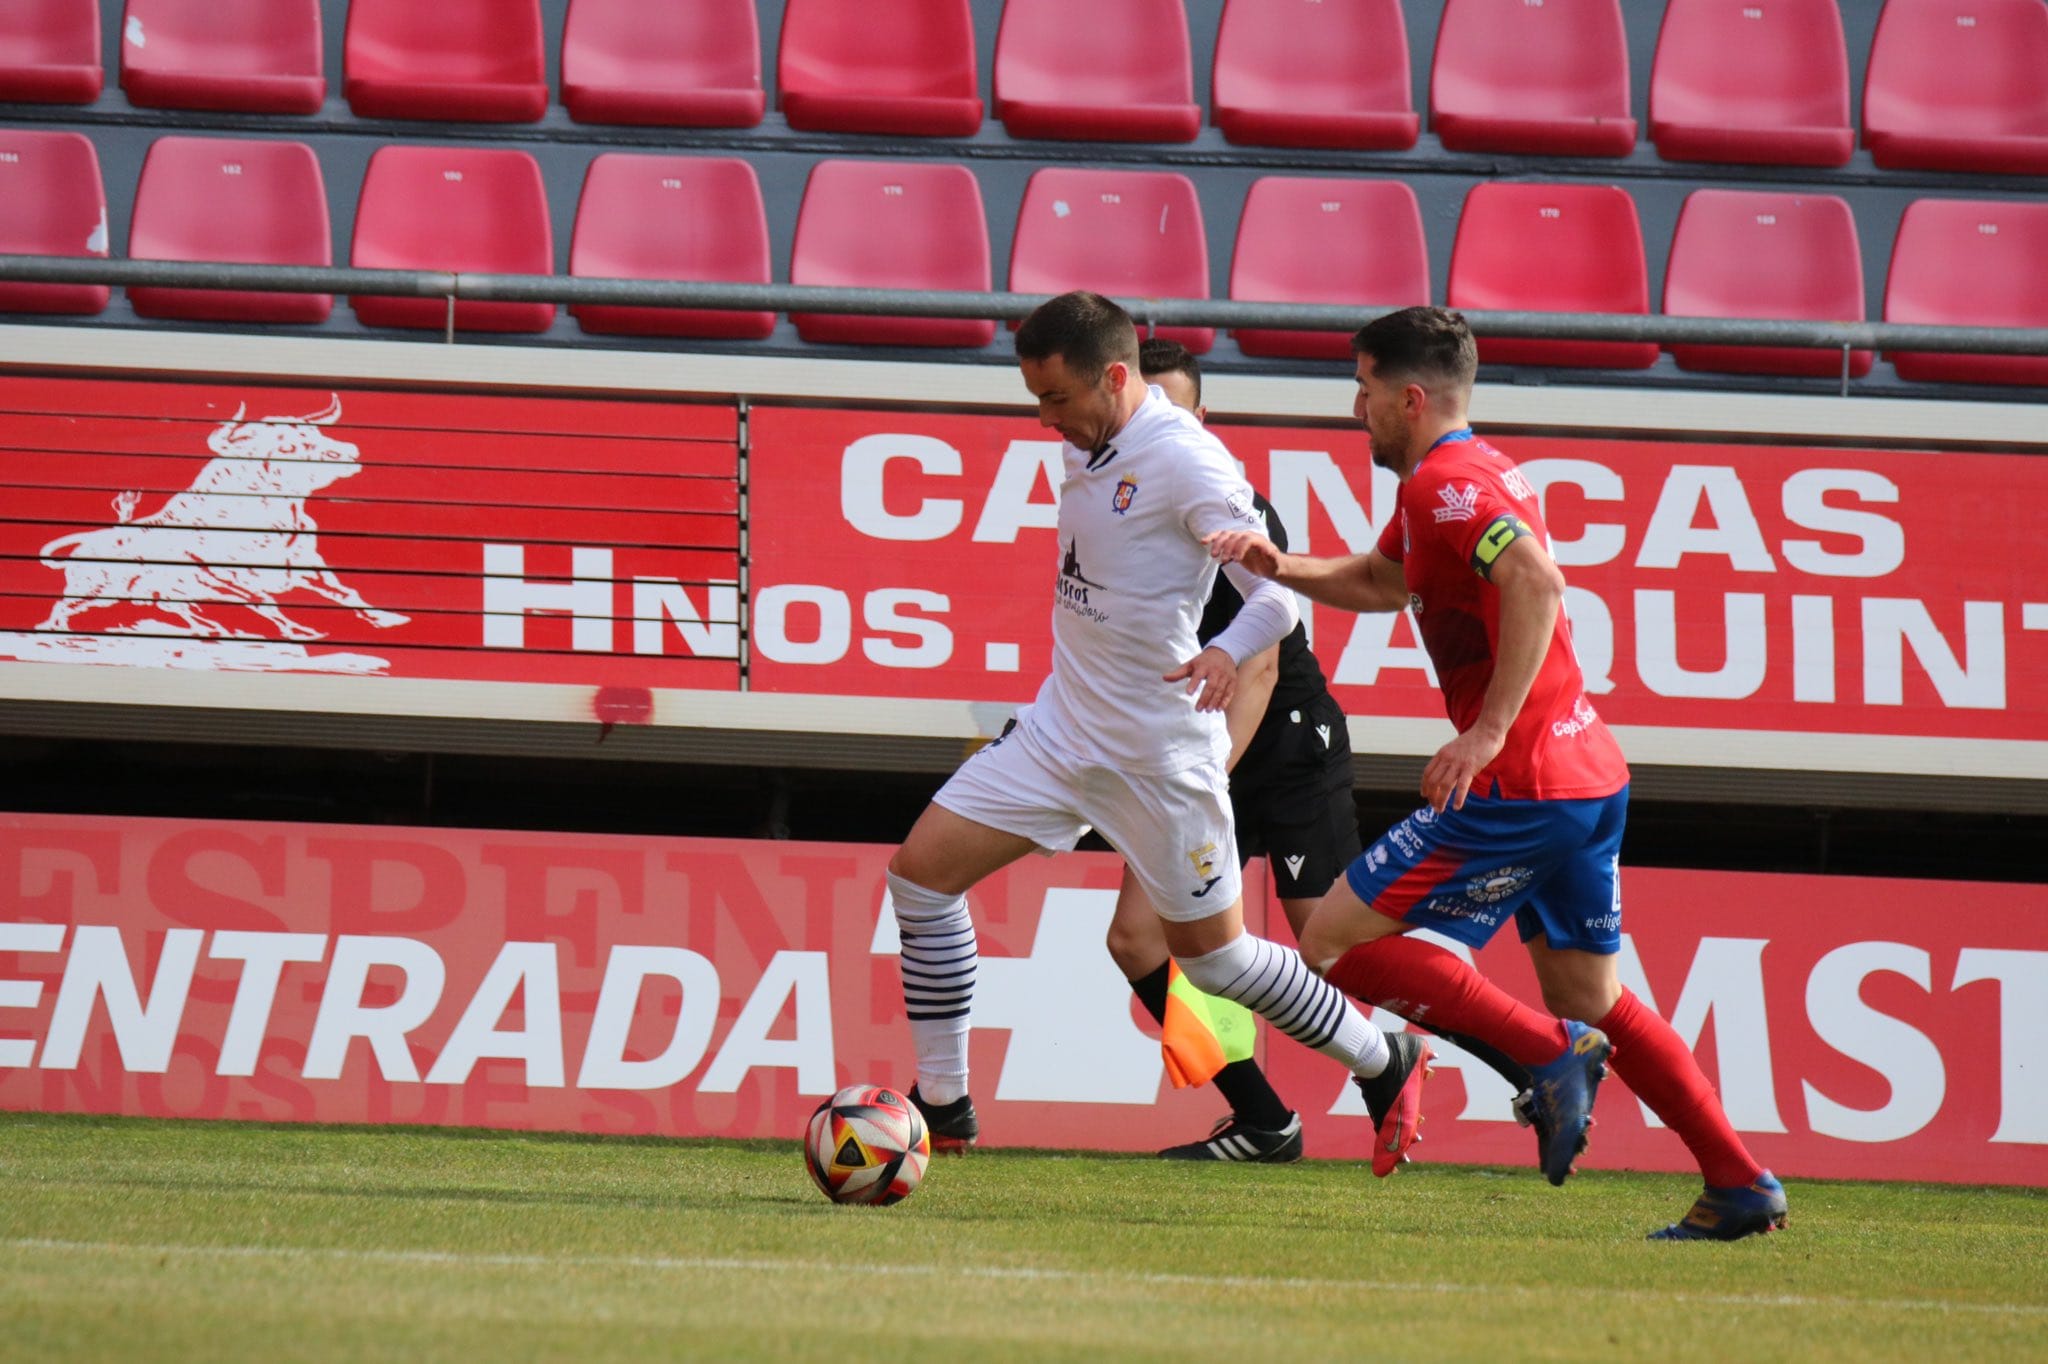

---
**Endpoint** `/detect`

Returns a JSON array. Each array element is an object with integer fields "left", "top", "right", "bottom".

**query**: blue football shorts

[{"left": 1343, "top": 786, "right": 1630, "bottom": 953}]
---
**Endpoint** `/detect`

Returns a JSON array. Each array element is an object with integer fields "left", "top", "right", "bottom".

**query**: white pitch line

[{"left": 4, "top": 1237, "right": 2045, "bottom": 1320}]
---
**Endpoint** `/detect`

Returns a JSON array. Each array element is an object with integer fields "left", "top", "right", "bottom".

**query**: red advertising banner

[
  {"left": 3, "top": 813, "right": 2042, "bottom": 1186},
  {"left": 0, "top": 377, "right": 742, "bottom": 692},
  {"left": 748, "top": 406, "right": 2048, "bottom": 748}
]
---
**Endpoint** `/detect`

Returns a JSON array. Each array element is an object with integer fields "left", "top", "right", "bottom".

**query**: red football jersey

[{"left": 1375, "top": 430, "right": 1629, "bottom": 800}]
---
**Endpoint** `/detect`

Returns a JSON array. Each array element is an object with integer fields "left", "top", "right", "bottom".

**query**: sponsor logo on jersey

[
  {"left": 1501, "top": 465, "right": 1536, "bottom": 500},
  {"left": 1283, "top": 853, "right": 1307, "bottom": 880},
  {"left": 1364, "top": 843, "right": 1390, "bottom": 871},
  {"left": 1188, "top": 841, "right": 1225, "bottom": 897},
  {"left": 1434, "top": 482, "right": 1480, "bottom": 524},
  {"left": 1388, "top": 822, "right": 1424, "bottom": 859},
  {"left": 1551, "top": 694, "right": 1601, "bottom": 738},
  {"left": 1407, "top": 592, "right": 1424, "bottom": 618},
  {"left": 1422, "top": 896, "right": 1500, "bottom": 927},
  {"left": 1056, "top": 539, "right": 1109, "bottom": 619},
  {"left": 1411, "top": 805, "right": 1437, "bottom": 827},
  {"left": 1466, "top": 865, "right": 1536, "bottom": 903},
  {"left": 1111, "top": 475, "right": 1139, "bottom": 515},
  {"left": 1225, "top": 490, "right": 1256, "bottom": 523}
]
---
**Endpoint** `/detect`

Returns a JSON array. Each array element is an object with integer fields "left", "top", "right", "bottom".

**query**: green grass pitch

[{"left": 1, "top": 1113, "right": 2043, "bottom": 1361}]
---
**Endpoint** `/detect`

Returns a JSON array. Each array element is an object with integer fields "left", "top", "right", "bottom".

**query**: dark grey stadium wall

[{"left": 28, "top": 0, "right": 2036, "bottom": 375}]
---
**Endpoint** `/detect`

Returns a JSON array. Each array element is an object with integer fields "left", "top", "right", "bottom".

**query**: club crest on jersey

[
  {"left": 1111, "top": 475, "right": 1139, "bottom": 515},
  {"left": 1434, "top": 482, "right": 1480, "bottom": 523}
]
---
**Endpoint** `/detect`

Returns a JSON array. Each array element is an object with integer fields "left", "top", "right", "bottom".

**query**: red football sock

[
  {"left": 1326, "top": 936, "right": 1568, "bottom": 1068},
  {"left": 1596, "top": 988, "right": 1763, "bottom": 1189}
]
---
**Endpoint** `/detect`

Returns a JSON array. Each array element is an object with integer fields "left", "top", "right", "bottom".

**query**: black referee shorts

[{"left": 1228, "top": 689, "right": 1362, "bottom": 901}]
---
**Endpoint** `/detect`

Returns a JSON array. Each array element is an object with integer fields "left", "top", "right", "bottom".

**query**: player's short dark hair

[
  {"left": 1352, "top": 306, "right": 1478, "bottom": 392},
  {"left": 1016, "top": 291, "right": 1140, "bottom": 382},
  {"left": 1137, "top": 338, "right": 1201, "bottom": 406}
]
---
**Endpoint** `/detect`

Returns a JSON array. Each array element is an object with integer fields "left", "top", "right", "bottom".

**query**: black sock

[
  {"left": 1130, "top": 963, "right": 1171, "bottom": 1024},
  {"left": 1212, "top": 1059, "right": 1293, "bottom": 1131},
  {"left": 1128, "top": 964, "right": 1293, "bottom": 1131},
  {"left": 1420, "top": 1024, "right": 1532, "bottom": 1093}
]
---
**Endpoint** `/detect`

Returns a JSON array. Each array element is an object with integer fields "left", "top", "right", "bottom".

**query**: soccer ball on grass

[{"left": 803, "top": 1084, "right": 931, "bottom": 1206}]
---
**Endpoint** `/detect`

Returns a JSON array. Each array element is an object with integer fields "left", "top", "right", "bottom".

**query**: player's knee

[
  {"left": 1296, "top": 914, "right": 1356, "bottom": 978},
  {"left": 1538, "top": 976, "right": 1621, "bottom": 1025},
  {"left": 885, "top": 868, "right": 962, "bottom": 927},
  {"left": 1103, "top": 916, "right": 1159, "bottom": 977},
  {"left": 1173, "top": 932, "right": 1257, "bottom": 997}
]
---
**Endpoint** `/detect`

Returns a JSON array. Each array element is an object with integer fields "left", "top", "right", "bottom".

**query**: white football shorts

[{"left": 932, "top": 714, "right": 1243, "bottom": 921}]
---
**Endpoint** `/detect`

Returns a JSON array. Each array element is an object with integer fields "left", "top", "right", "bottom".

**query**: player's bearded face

[
  {"left": 1356, "top": 361, "right": 1410, "bottom": 470},
  {"left": 1022, "top": 353, "right": 1123, "bottom": 452}
]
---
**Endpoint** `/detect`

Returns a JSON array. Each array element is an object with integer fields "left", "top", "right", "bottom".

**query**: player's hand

[
  {"left": 1203, "top": 529, "right": 1282, "bottom": 579},
  {"left": 1422, "top": 725, "right": 1507, "bottom": 812},
  {"left": 1164, "top": 646, "right": 1237, "bottom": 712}
]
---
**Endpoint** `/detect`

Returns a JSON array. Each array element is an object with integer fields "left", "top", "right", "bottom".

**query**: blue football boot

[
  {"left": 1649, "top": 1172, "right": 1789, "bottom": 1241},
  {"left": 1526, "top": 1020, "right": 1610, "bottom": 1186}
]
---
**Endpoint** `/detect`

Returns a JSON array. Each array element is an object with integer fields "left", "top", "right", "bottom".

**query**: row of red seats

[
  {"left": 1, "top": 130, "right": 2042, "bottom": 385},
  {"left": 4, "top": 0, "right": 2045, "bottom": 173}
]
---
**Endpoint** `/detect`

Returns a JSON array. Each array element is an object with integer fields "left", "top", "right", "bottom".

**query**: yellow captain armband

[{"left": 1470, "top": 512, "right": 1535, "bottom": 580}]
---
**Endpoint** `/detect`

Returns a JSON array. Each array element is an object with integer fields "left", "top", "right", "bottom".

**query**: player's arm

[
  {"left": 1421, "top": 526, "right": 1564, "bottom": 811},
  {"left": 1223, "top": 644, "right": 1279, "bottom": 770},
  {"left": 1205, "top": 531, "right": 1409, "bottom": 614},
  {"left": 1170, "top": 570, "right": 1296, "bottom": 711}
]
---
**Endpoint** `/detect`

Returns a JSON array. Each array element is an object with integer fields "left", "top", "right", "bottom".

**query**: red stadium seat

[
  {"left": 0, "top": 0, "right": 101, "bottom": 102},
  {"left": 1884, "top": 198, "right": 2048, "bottom": 386},
  {"left": 1010, "top": 167, "right": 1212, "bottom": 352},
  {"left": 349, "top": 146, "right": 554, "bottom": 333},
  {"left": 789, "top": 160, "right": 995, "bottom": 347},
  {"left": 1648, "top": 0, "right": 1852, "bottom": 167},
  {"left": 560, "top": 0, "right": 764, "bottom": 127},
  {"left": 119, "top": 0, "right": 325, "bottom": 114},
  {"left": 778, "top": 0, "right": 982, "bottom": 136},
  {"left": 994, "top": 0, "right": 1200, "bottom": 143},
  {"left": 1662, "top": 190, "right": 1869, "bottom": 378},
  {"left": 127, "top": 136, "right": 332, "bottom": 324},
  {"left": 0, "top": 129, "right": 108, "bottom": 315},
  {"left": 1447, "top": 183, "right": 1656, "bottom": 369},
  {"left": 344, "top": 0, "right": 548, "bottom": 123},
  {"left": 1862, "top": 0, "right": 2048, "bottom": 175},
  {"left": 1229, "top": 177, "right": 1428, "bottom": 360},
  {"left": 569, "top": 154, "right": 773, "bottom": 340},
  {"left": 1430, "top": 0, "right": 1636, "bottom": 157},
  {"left": 1211, "top": 0, "right": 1418, "bottom": 150}
]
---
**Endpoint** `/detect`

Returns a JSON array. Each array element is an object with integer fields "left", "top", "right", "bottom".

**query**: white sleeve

[
  {"left": 1175, "top": 434, "right": 1267, "bottom": 543},
  {"left": 1172, "top": 436, "right": 1292, "bottom": 663},
  {"left": 1207, "top": 563, "right": 1299, "bottom": 664}
]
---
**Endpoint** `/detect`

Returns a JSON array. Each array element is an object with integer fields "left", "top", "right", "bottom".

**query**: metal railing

[{"left": 5, "top": 254, "right": 2047, "bottom": 394}]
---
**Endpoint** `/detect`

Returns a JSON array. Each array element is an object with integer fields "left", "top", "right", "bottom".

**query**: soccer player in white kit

[{"left": 885, "top": 292, "right": 1430, "bottom": 1168}]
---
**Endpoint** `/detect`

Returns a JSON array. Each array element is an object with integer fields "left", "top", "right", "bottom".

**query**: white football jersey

[{"left": 1025, "top": 387, "right": 1269, "bottom": 775}]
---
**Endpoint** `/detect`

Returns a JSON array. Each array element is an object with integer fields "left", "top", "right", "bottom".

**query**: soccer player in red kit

[{"left": 1207, "top": 306, "right": 1787, "bottom": 1241}]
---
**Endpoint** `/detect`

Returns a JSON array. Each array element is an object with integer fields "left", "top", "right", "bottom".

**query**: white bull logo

[{"left": 2, "top": 395, "right": 407, "bottom": 674}]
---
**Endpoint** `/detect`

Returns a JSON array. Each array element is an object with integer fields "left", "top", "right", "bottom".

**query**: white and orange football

[{"left": 802, "top": 1084, "right": 932, "bottom": 1206}]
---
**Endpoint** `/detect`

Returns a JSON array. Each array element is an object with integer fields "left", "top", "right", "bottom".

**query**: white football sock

[
  {"left": 888, "top": 870, "right": 976, "bottom": 1104},
  {"left": 1177, "top": 931, "right": 1390, "bottom": 1078}
]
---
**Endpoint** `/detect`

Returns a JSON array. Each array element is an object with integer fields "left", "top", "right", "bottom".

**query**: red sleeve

[
  {"left": 1375, "top": 502, "right": 1405, "bottom": 561},
  {"left": 1409, "top": 464, "right": 1518, "bottom": 565}
]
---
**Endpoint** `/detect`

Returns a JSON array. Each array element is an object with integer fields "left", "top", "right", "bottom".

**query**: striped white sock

[
  {"left": 1178, "top": 932, "right": 1390, "bottom": 1078},
  {"left": 888, "top": 870, "right": 976, "bottom": 1104}
]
